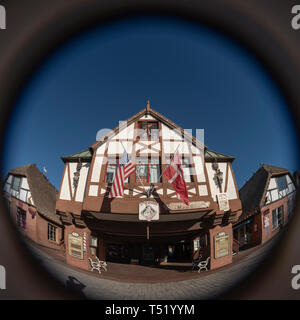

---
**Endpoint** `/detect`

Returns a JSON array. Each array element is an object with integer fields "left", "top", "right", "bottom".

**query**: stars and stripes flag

[
  {"left": 163, "top": 152, "right": 189, "bottom": 205},
  {"left": 109, "top": 151, "right": 136, "bottom": 198}
]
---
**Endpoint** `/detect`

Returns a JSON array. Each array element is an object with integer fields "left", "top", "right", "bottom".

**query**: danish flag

[
  {"left": 109, "top": 151, "right": 135, "bottom": 198},
  {"left": 163, "top": 153, "right": 189, "bottom": 205}
]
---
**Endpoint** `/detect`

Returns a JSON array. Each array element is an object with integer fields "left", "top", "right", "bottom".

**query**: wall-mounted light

[{"left": 212, "top": 161, "right": 223, "bottom": 190}]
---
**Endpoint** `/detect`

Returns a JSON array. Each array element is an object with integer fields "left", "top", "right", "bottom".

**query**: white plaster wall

[
  {"left": 206, "top": 162, "right": 228, "bottom": 201},
  {"left": 96, "top": 143, "right": 106, "bottom": 155},
  {"left": 19, "top": 189, "right": 27, "bottom": 202},
  {"left": 91, "top": 156, "right": 104, "bottom": 183},
  {"left": 60, "top": 167, "right": 71, "bottom": 200},
  {"left": 89, "top": 185, "right": 98, "bottom": 197},
  {"left": 75, "top": 163, "right": 90, "bottom": 202},
  {"left": 268, "top": 178, "right": 277, "bottom": 190},
  {"left": 69, "top": 163, "right": 77, "bottom": 198},
  {"left": 113, "top": 123, "right": 135, "bottom": 140},
  {"left": 226, "top": 168, "right": 237, "bottom": 200},
  {"left": 20, "top": 178, "right": 29, "bottom": 189},
  {"left": 7, "top": 175, "right": 12, "bottom": 184},
  {"left": 193, "top": 156, "right": 206, "bottom": 182}
]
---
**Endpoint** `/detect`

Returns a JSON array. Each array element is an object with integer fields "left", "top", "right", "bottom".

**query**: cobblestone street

[{"left": 27, "top": 236, "right": 279, "bottom": 300}]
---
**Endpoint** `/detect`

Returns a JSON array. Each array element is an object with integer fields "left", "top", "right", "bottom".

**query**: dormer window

[
  {"left": 138, "top": 121, "right": 159, "bottom": 140},
  {"left": 11, "top": 176, "right": 21, "bottom": 192}
]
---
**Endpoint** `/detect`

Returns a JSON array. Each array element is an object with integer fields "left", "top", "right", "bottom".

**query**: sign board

[
  {"left": 214, "top": 231, "right": 230, "bottom": 259},
  {"left": 68, "top": 234, "right": 83, "bottom": 259},
  {"left": 139, "top": 201, "right": 159, "bottom": 221},
  {"left": 217, "top": 193, "right": 230, "bottom": 212},
  {"left": 167, "top": 201, "right": 210, "bottom": 211},
  {"left": 264, "top": 216, "right": 270, "bottom": 228}
]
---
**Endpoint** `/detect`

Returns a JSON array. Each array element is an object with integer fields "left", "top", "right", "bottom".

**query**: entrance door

[{"left": 142, "top": 245, "right": 154, "bottom": 264}]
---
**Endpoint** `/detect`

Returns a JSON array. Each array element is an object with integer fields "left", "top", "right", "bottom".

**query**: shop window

[
  {"left": 137, "top": 121, "right": 159, "bottom": 140},
  {"left": 11, "top": 176, "right": 21, "bottom": 192},
  {"left": 105, "top": 157, "right": 128, "bottom": 183},
  {"left": 272, "top": 205, "right": 283, "bottom": 230},
  {"left": 48, "top": 224, "right": 56, "bottom": 242},
  {"left": 200, "top": 234, "right": 207, "bottom": 247},
  {"left": 288, "top": 197, "right": 295, "bottom": 218},
  {"left": 16, "top": 207, "right": 26, "bottom": 229},
  {"left": 136, "top": 157, "right": 161, "bottom": 183},
  {"left": 90, "top": 235, "right": 98, "bottom": 247}
]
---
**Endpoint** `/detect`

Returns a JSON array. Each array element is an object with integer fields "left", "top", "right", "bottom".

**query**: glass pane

[
  {"left": 106, "top": 165, "right": 117, "bottom": 183},
  {"left": 277, "top": 176, "right": 288, "bottom": 191},
  {"left": 149, "top": 123, "right": 159, "bottom": 139},
  {"left": 149, "top": 165, "right": 161, "bottom": 183},
  {"left": 136, "top": 165, "right": 147, "bottom": 177},
  {"left": 12, "top": 176, "right": 21, "bottom": 191},
  {"left": 149, "top": 157, "right": 159, "bottom": 164}
]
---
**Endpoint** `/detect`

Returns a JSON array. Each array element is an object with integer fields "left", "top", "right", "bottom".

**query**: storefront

[{"left": 57, "top": 104, "right": 242, "bottom": 271}]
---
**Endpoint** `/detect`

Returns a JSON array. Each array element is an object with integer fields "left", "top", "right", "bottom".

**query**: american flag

[{"left": 109, "top": 151, "right": 136, "bottom": 198}]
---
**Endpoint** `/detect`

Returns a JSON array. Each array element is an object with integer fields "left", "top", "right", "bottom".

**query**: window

[
  {"left": 90, "top": 235, "right": 98, "bottom": 247},
  {"left": 166, "top": 156, "right": 193, "bottom": 182},
  {"left": 16, "top": 207, "right": 26, "bottom": 229},
  {"left": 272, "top": 205, "right": 283, "bottom": 230},
  {"left": 276, "top": 176, "right": 288, "bottom": 192},
  {"left": 288, "top": 196, "right": 295, "bottom": 218},
  {"left": 11, "top": 176, "right": 21, "bottom": 192},
  {"left": 136, "top": 158, "right": 161, "bottom": 183},
  {"left": 105, "top": 157, "right": 128, "bottom": 183},
  {"left": 181, "top": 158, "right": 193, "bottom": 182},
  {"left": 137, "top": 121, "right": 159, "bottom": 140},
  {"left": 48, "top": 224, "right": 56, "bottom": 242}
]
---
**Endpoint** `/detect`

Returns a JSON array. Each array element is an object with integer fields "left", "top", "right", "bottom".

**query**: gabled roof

[
  {"left": 238, "top": 164, "right": 291, "bottom": 222},
  {"left": 62, "top": 148, "right": 234, "bottom": 162},
  {"left": 8, "top": 164, "right": 61, "bottom": 225},
  {"left": 62, "top": 104, "right": 235, "bottom": 162},
  {"left": 89, "top": 105, "right": 206, "bottom": 151}
]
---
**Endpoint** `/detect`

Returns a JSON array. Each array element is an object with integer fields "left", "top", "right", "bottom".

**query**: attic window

[
  {"left": 137, "top": 121, "right": 159, "bottom": 140},
  {"left": 276, "top": 175, "right": 288, "bottom": 191},
  {"left": 11, "top": 176, "right": 21, "bottom": 192}
]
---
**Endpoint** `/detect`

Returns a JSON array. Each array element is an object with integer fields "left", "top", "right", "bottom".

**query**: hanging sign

[
  {"left": 217, "top": 193, "right": 230, "bottom": 212},
  {"left": 139, "top": 201, "right": 159, "bottom": 221}
]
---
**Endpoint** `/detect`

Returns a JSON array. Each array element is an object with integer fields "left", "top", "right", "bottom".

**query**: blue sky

[{"left": 2, "top": 16, "right": 299, "bottom": 189}]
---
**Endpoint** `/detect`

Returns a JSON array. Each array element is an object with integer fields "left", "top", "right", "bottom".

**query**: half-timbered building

[
  {"left": 57, "top": 103, "right": 242, "bottom": 271},
  {"left": 234, "top": 164, "right": 297, "bottom": 250},
  {"left": 3, "top": 164, "right": 63, "bottom": 250}
]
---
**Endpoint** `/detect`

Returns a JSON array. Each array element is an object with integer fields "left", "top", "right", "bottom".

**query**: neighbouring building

[
  {"left": 233, "top": 164, "right": 297, "bottom": 251},
  {"left": 56, "top": 103, "right": 242, "bottom": 271},
  {"left": 3, "top": 164, "right": 64, "bottom": 250}
]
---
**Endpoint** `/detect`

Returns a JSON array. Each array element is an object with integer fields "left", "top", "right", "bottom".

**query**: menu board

[{"left": 214, "top": 232, "right": 230, "bottom": 259}]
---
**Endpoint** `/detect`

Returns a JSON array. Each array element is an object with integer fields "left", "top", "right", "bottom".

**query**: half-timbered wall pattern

[
  {"left": 265, "top": 174, "right": 296, "bottom": 205},
  {"left": 4, "top": 174, "right": 35, "bottom": 205}
]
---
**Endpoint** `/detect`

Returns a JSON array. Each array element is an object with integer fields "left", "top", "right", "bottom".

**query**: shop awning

[{"left": 233, "top": 217, "right": 254, "bottom": 229}]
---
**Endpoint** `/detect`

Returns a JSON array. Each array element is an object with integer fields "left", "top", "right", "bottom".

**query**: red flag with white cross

[{"left": 163, "top": 153, "right": 189, "bottom": 205}]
